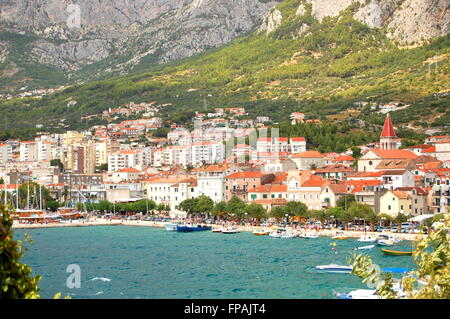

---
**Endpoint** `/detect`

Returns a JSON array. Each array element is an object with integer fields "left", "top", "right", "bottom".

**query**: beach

[{"left": 12, "top": 218, "right": 426, "bottom": 241}]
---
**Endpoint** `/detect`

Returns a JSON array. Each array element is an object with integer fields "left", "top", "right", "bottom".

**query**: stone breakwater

[{"left": 12, "top": 218, "right": 428, "bottom": 241}]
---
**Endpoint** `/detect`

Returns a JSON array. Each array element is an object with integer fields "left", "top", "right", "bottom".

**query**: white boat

[
  {"left": 222, "top": 227, "right": 239, "bottom": 234},
  {"left": 280, "top": 232, "right": 296, "bottom": 238},
  {"left": 378, "top": 234, "right": 402, "bottom": 243},
  {"left": 357, "top": 235, "right": 377, "bottom": 242},
  {"left": 164, "top": 223, "right": 178, "bottom": 231},
  {"left": 338, "top": 282, "right": 406, "bottom": 299},
  {"left": 212, "top": 228, "right": 223, "bottom": 233},
  {"left": 269, "top": 230, "right": 296, "bottom": 238},
  {"left": 299, "top": 233, "right": 319, "bottom": 239},
  {"left": 355, "top": 245, "right": 375, "bottom": 251},
  {"left": 315, "top": 264, "right": 353, "bottom": 273},
  {"left": 269, "top": 231, "right": 282, "bottom": 238},
  {"left": 377, "top": 239, "right": 395, "bottom": 246},
  {"left": 337, "top": 289, "right": 379, "bottom": 299}
]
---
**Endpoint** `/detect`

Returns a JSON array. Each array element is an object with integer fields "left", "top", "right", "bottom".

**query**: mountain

[
  {"left": 0, "top": 0, "right": 280, "bottom": 91},
  {"left": 0, "top": 0, "right": 449, "bottom": 138}
]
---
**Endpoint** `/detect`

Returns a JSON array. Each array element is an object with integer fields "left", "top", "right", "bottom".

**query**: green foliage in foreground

[
  {"left": 349, "top": 212, "right": 450, "bottom": 299},
  {"left": 0, "top": 207, "right": 41, "bottom": 299}
]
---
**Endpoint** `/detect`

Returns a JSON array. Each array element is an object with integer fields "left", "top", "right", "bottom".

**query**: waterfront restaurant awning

[{"left": 409, "top": 214, "right": 435, "bottom": 223}]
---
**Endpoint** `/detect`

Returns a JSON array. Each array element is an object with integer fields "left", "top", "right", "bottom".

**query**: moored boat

[
  {"left": 176, "top": 224, "right": 212, "bottom": 232},
  {"left": 315, "top": 264, "right": 353, "bottom": 273},
  {"left": 355, "top": 244, "right": 375, "bottom": 251},
  {"left": 377, "top": 239, "right": 395, "bottom": 246},
  {"left": 165, "top": 223, "right": 178, "bottom": 231},
  {"left": 381, "top": 249, "right": 414, "bottom": 256},
  {"left": 222, "top": 227, "right": 239, "bottom": 234},
  {"left": 252, "top": 229, "right": 270, "bottom": 236},
  {"left": 357, "top": 235, "right": 377, "bottom": 242},
  {"left": 337, "top": 289, "right": 379, "bottom": 299},
  {"left": 299, "top": 233, "right": 319, "bottom": 239},
  {"left": 212, "top": 227, "right": 223, "bottom": 233}
]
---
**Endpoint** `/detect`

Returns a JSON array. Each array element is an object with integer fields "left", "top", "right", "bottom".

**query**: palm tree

[
  {"left": 394, "top": 213, "right": 408, "bottom": 233},
  {"left": 311, "top": 209, "right": 329, "bottom": 229}
]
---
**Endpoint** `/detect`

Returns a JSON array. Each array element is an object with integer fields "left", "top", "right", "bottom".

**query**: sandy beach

[{"left": 12, "top": 218, "right": 427, "bottom": 241}]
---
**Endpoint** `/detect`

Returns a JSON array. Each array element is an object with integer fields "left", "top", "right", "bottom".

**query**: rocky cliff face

[
  {"left": 263, "top": 0, "right": 449, "bottom": 45},
  {"left": 0, "top": 0, "right": 279, "bottom": 74},
  {"left": 1, "top": 0, "right": 448, "bottom": 90}
]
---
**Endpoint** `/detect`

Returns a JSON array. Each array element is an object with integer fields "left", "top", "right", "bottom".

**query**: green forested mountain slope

[{"left": 0, "top": 0, "right": 449, "bottom": 139}]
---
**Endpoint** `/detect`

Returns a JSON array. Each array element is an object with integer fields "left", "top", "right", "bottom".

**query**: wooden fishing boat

[{"left": 381, "top": 249, "right": 414, "bottom": 256}]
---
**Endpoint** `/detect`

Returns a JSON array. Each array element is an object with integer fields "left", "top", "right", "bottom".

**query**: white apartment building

[
  {"left": 0, "top": 143, "right": 13, "bottom": 165},
  {"left": 191, "top": 141, "right": 225, "bottom": 166},
  {"left": 19, "top": 141, "right": 38, "bottom": 162},
  {"left": 166, "top": 146, "right": 192, "bottom": 167},
  {"left": 108, "top": 150, "right": 146, "bottom": 172}
]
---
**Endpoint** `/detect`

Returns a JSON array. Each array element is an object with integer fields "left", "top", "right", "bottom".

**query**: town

[{"left": 0, "top": 104, "right": 449, "bottom": 227}]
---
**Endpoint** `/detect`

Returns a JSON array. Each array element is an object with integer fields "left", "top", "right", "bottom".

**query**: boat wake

[{"left": 90, "top": 277, "right": 112, "bottom": 282}]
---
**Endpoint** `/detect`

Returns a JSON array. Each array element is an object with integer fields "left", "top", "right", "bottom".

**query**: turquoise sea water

[{"left": 14, "top": 226, "right": 416, "bottom": 299}]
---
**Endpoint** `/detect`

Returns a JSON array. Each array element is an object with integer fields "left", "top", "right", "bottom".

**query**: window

[{"left": 388, "top": 205, "right": 391, "bottom": 210}]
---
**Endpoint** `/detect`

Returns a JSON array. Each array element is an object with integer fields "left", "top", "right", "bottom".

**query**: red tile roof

[
  {"left": 226, "top": 171, "right": 264, "bottom": 179},
  {"left": 291, "top": 151, "right": 324, "bottom": 158},
  {"left": 301, "top": 175, "right": 327, "bottom": 187},
  {"left": 371, "top": 149, "right": 418, "bottom": 159}
]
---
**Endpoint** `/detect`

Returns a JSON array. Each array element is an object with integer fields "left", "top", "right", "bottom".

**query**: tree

[
  {"left": 245, "top": 203, "right": 266, "bottom": 224},
  {"left": 226, "top": 196, "right": 247, "bottom": 221},
  {"left": 348, "top": 202, "right": 377, "bottom": 231},
  {"left": 284, "top": 201, "right": 308, "bottom": 220},
  {"left": 0, "top": 206, "right": 41, "bottom": 298},
  {"left": 349, "top": 213, "right": 450, "bottom": 299},
  {"left": 50, "top": 159, "right": 64, "bottom": 171},
  {"left": 96, "top": 163, "right": 108, "bottom": 172},
  {"left": 178, "top": 198, "right": 198, "bottom": 217},
  {"left": 212, "top": 201, "right": 228, "bottom": 219},
  {"left": 269, "top": 206, "right": 285, "bottom": 223},
  {"left": 310, "top": 209, "right": 329, "bottom": 229},
  {"left": 336, "top": 195, "right": 356, "bottom": 211},
  {"left": 46, "top": 200, "right": 60, "bottom": 212},
  {"left": 394, "top": 213, "right": 408, "bottom": 233},
  {"left": 195, "top": 195, "right": 214, "bottom": 218}
]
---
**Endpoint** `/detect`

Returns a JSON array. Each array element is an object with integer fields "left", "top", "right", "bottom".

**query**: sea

[{"left": 14, "top": 226, "right": 416, "bottom": 299}]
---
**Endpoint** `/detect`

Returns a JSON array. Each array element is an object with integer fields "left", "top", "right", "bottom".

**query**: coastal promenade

[{"left": 12, "top": 218, "right": 427, "bottom": 241}]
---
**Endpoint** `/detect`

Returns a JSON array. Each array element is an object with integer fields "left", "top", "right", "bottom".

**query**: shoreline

[{"left": 12, "top": 219, "right": 426, "bottom": 241}]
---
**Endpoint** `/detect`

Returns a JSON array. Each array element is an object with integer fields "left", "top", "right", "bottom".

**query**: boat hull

[
  {"left": 381, "top": 249, "right": 413, "bottom": 256},
  {"left": 176, "top": 225, "right": 212, "bottom": 232}
]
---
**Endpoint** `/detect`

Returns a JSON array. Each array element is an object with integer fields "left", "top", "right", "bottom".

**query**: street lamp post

[{"left": 285, "top": 214, "right": 289, "bottom": 226}]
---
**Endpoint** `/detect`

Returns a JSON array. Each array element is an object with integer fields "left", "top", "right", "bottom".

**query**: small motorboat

[
  {"left": 212, "top": 228, "right": 223, "bottom": 233},
  {"left": 337, "top": 289, "right": 379, "bottom": 299},
  {"left": 355, "top": 245, "right": 375, "bottom": 251},
  {"left": 378, "top": 234, "right": 401, "bottom": 243},
  {"left": 269, "top": 229, "right": 296, "bottom": 238},
  {"left": 377, "top": 239, "right": 395, "bottom": 246},
  {"left": 269, "top": 231, "right": 282, "bottom": 238},
  {"left": 253, "top": 229, "right": 270, "bottom": 236},
  {"left": 280, "top": 232, "right": 297, "bottom": 238},
  {"left": 381, "top": 249, "right": 414, "bottom": 256},
  {"left": 165, "top": 223, "right": 178, "bottom": 231},
  {"left": 357, "top": 235, "right": 377, "bottom": 242},
  {"left": 332, "top": 235, "right": 349, "bottom": 240},
  {"left": 299, "top": 233, "right": 319, "bottom": 239},
  {"left": 222, "top": 227, "right": 239, "bottom": 234},
  {"left": 315, "top": 264, "right": 353, "bottom": 273}
]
